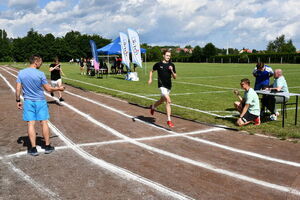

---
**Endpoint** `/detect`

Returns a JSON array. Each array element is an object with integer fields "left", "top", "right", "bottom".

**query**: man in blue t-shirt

[
  {"left": 16, "top": 55, "right": 65, "bottom": 156},
  {"left": 253, "top": 62, "right": 273, "bottom": 90}
]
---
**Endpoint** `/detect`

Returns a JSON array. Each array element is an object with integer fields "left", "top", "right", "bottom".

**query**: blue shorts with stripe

[{"left": 23, "top": 99, "right": 50, "bottom": 121}]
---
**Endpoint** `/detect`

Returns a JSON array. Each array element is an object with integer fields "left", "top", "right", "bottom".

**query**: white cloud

[
  {"left": 45, "top": 1, "right": 68, "bottom": 13},
  {"left": 0, "top": 0, "right": 299, "bottom": 50}
]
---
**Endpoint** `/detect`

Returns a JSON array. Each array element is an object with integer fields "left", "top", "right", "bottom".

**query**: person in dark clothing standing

[
  {"left": 148, "top": 50, "right": 177, "bottom": 128},
  {"left": 49, "top": 57, "right": 65, "bottom": 101}
]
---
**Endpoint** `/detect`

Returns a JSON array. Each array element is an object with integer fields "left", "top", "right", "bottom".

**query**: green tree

[
  {"left": 147, "top": 46, "right": 162, "bottom": 61},
  {"left": 267, "top": 35, "right": 296, "bottom": 53},
  {"left": 203, "top": 43, "right": 217, "bottom": 58},
  {"left": 0, "top": 29, "right": 12, "bottom": 61},
  {"left": 281, "top": 39, "right": 296, "bottom": 53},
  {"left": 191, "top": 45, "right": 202, "bottom": 62}
]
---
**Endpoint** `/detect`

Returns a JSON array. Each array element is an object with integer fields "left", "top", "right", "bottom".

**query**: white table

[{"left": 255, "top": 90, "right": 299, "bottom": 127}]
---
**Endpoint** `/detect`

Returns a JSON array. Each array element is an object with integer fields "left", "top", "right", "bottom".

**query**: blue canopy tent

[
  {"left": 97, "top": 37, "right": 146, "bottom": 55},
  {"left": 96, "top": 37, "right": 147, "bottom": 73}
]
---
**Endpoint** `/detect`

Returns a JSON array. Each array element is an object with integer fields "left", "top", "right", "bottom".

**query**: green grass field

[{"left": 4, "top": 62, "right": 300, "bottom": 139}]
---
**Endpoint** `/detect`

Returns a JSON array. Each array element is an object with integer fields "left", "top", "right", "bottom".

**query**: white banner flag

[
  {"left": 119, "top": 32, "right": 130, "bottom": 70},
  {"left": 128, "top": 28, "right": 142, "bottom": 68}
]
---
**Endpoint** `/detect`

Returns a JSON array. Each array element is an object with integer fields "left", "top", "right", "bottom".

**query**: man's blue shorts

[{"left": 23, "top": 100, "right": 50, "bottom": 121}]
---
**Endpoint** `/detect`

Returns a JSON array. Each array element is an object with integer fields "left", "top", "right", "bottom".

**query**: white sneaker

[{"left": 270, "top": 114, "right": 277, "bottom": 121}]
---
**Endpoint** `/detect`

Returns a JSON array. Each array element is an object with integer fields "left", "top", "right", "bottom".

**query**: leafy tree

[
  {"left": 267, "top": 35, "right": 296, "bottom": 53},
  {"left": 147, "top": 46, "right": 162, "bottom": 61},
  {"left": 203, "top": 43, "right": 217, "bottom": 58},
  {"left": 191, "top": 45, "right": 202, "bottom": 62},
  {"left": 0, "top": 29, "right": 12, "bottom": 61}
]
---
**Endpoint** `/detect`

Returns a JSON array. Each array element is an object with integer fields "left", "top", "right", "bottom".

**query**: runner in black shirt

[
  {"left": 148, "top": 50, "right": 177, "bottom": 127},
  {"left": 49, "top": 57, "right": 65, "bottom": 101}
]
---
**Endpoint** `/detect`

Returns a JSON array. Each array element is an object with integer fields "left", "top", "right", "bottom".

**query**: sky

[{"left": 0, "top": 0, "right": 299, "bottom": 50}]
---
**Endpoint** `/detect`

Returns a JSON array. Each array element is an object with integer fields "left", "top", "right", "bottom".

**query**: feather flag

[
  {"left": 119, "top": 32, "right": 131, "bottom": 70},
  {"left": 89, "top": 40, "right": 99, "bottom": 70},
  {"left": 128, "top": 28, "right": 142, "bottom": 67}
]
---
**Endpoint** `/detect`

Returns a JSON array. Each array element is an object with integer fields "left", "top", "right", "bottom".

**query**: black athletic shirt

[
  {"left": 49, "top": 64, "right": 61, "bottom": 80},
  {"left": 152, "top": 61, "right": 176, "bottom": 90}
]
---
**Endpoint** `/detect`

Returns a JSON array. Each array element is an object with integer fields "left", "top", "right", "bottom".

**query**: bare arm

[
  {"left": 16, "top": 82, "right": 22, "bottom": 109},
  {"left": 266, "top": 86, "right": 282, "bottom": 91},
  {"left": 169, "top": 66, "right": 176, "bottom": 79},
  {"left": 148, "top": 70, "right": 154, "bottom": 84},
  {"left": 233, "top": 90, "right": 243, "bottom": 101},
  {"left": 43, "top": 84, "right": 65, "bottom": 92},
  {"left": 60, "top": 68, "right": 65, "bottom": 76},
  {"left": 240, "top": 104, "right": 249, "bottom": 118},
  {"left": 49, "top": 64, "right": 60, "bottom": 72}
]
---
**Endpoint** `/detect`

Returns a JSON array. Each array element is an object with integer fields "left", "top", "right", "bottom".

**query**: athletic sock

[{"left": 167, "top": 116, "right": 171, "bottom": 121}]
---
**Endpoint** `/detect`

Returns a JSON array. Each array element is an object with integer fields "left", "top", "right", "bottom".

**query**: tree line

[
  {"left": 0, "top": 28, "right": 298, "bottom": 63},
  {"left": 0, "top": 29, "right": 111, "bottom": 62}
]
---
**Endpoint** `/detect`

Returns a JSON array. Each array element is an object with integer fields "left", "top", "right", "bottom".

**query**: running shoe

[
  {"left": 270, "top": 114, "right": 277, "bottom": 121},
  {"left": 44, "top": 145, "right": 55, "bottom": 154},
  {"left": 167, "top": 121, "right": 174, "bottom": 128},
  {"left": 59, "top": 97, "right": 64, "bottom": 102},
  {"left": 150, "top": 105, "right": 155, "bottom": 115},
  {"left": 50, "top": 92, "right": 54, "bottom": 97},
  {"left": 253, "top": 116, "right": 261, "bottom": 125},
  {"left": 28, "top": 147, "right": 39, "bottom": 156}
]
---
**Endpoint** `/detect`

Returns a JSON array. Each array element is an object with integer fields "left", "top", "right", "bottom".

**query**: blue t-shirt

[
  {"left": 16, "top": 68, "right": 48, "bottom": 101},
  {"left": 253, "top": 65, "right": 273, "bottom": 90}
]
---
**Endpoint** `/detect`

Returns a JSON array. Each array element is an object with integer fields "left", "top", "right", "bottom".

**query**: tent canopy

[{"left": 97, "top": 37, "right": 146, "bottom": 55}]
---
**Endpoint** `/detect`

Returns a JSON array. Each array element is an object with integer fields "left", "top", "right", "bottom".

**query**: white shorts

[
  {"left": 159, "top": 87, "right": 170, "bottom": 97},
  {"left": 51, "top": 79, "right": 62, "bottom": 87}
]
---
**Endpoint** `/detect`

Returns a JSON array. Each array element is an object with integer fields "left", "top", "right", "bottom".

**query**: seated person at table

[
  {"left": 234, "top": 78, "right": 260, "bottom": 126},
  {"left": 261, "top": 69, "right": 289, "bottom": 121},
  {"left": 252, "top": 62, "right": 273, "bottom": 90}
]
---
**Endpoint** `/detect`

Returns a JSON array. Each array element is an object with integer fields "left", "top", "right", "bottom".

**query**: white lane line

[
  {"left": 64, "top": 90, "right": 300, "bottom": 168},
  {"left": 65, "top": 90, "right": 216, "bottom": 134},
  {"left": 178, "top": 74, "right": 249, "bottom": 79},
  {"left": 3, "top": 161, "right": 60, "bottom": 200},
  {"left": 47, "top": 122, "right": 194, "bottom": 200},
  {"left": 5, "top": 67, "right": 300, "bottom": 167},
  {"left": 173, "top": 80, "right": 235, "bottom": 90},
  {"left": 61, "top": 75, "right": 227, "bottom": 118},
  {"left": 4, "top": 68, "right": 300, "bottom": 196},
  {"left": 0, "top": 70, "right": 194, "bottom": 200},
  {"left": 2, "top": 128, "right": 222, "bottom": 159},
  {"left": 144, "top": 91, "right": 228, "bottom": 97}
]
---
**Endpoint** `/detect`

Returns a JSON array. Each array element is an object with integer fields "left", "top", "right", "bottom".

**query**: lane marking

[
  {"left": 144, "top": 90, "right": 228, "bottom": 96},
  {"left": 3, "top": 68, "right": 300, "bottom": 196},
  {"left": 64, "top": 90, "right": 300, "bottom": 168},
  {"left": 3, "top": 161, "right": 60, "bottom": 200},
  {"left": 178, "top": 74, "right": 249, "bottom": 79},
  {"left": 172, "top": 80, "right": 235, "bottom": 90},
  {"left": 48, "top": 122, "right": 194, "bottom": 200},
  {"left": 0, "top": 70, "right": 194, "bottom": 200},
  {"left": 2, "top": 128, "right": 222, "bottom": 159},
  {"left": 5, "top": 67, "right": 300, "bottom": 167}
]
